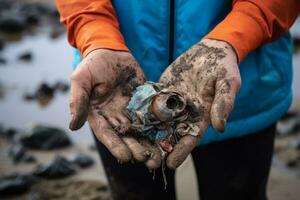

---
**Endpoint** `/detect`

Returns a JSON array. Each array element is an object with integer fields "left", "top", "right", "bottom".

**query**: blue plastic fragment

[{"left": 127, "top": 82, "right": 171, "bottom": 141}]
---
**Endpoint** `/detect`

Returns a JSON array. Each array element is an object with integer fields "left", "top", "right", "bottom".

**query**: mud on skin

[
  {"left": 160, "top": 40, "right": 238, "bottom": 134},
  {"left": 94, "top": 60, "right": 145, "bottom": 118},
  {"left": 116, "top": 65, "right": 140, "bottom": 97},
  {"left": 70, "top": 49, "right": 159, "bottom": 164}
]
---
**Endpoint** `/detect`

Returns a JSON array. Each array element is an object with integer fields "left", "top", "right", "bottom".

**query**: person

[{"left": 56, "top": 1, "right": 300, "bottom": 199}]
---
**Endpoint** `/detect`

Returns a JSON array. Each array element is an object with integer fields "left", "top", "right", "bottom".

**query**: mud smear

[
  {"left": 168, "top": 43, "right": 227, "bottom": 87},
  {"left": 216, "top": 98, "right": 227, "bottom": 129},
  {"left": 117, "top": 65, "right": 138, "bottom": 97},
  {"left": 216, "top": 67, "right": 231, "bottom": 95},
  {"left": 185, "top": 99, "right": 205, "bottom": 122}
]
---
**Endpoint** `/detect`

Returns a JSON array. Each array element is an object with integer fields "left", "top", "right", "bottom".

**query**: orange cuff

[
  {"left": 75, "top": 20, "right": 129, "bottom": 57},
  {"left": 205, "top": 9, "right": 265, "bottom": 62}
]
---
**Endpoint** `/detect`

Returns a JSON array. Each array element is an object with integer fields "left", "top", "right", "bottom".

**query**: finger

[
  {"left": 167, "top": 134, "right": 201, "bottom": 170},
  {"left": 210, "top": 76, "right": 240, "bottom": 132},
  {"left": 88, "top": 114, "right": 132, "bottom": 163},
  {"left": 103, "top": 113, "right": 131, "bottom": 134},
  {"left": 115, "top": 113, "right": 131, "bottom": 134},
  {"left": 106, "top": 116, "right": 121, "bottom": 129},
  {"left": 69, "top": 66, "right": 92, "bottom": 130},
  {"left": 116, "top": 113, "right": 130, "bottom": 124},
  {"left": 140, "top": 139, "right": 162, "bottom": 169},
  {"left": 122, "top": 136, "right": 152, "bottom": 162}
]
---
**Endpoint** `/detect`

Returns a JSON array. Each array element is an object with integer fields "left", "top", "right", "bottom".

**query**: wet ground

[{"left": 0, "top": 1, "right": 300, "bottom": 199}]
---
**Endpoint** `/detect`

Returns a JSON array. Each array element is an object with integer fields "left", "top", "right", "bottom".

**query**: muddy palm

[
  {"left": 160, "top": 39, "right": 242, "bottom": 169},
  {"left": 69, "top": 49, "right": 162, "bottom": 168}
]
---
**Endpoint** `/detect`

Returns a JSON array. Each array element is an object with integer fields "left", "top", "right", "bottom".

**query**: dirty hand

[
  {"left": 160, "top": 39, "right": 241, "bottom": 169},
  {"left": 69, "top": 49, "right": 162, "bottom": 168}
]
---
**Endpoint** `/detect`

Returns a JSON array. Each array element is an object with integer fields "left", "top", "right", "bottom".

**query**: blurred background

[{"left": 0, "top": 0, "right": 299, "bottom": 199}]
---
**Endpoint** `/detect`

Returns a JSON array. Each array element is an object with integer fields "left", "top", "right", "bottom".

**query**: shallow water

[{"left": 0, "top": 33, "right": 93, "bottom": 144}]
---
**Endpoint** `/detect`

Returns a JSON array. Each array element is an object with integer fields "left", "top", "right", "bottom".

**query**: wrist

[{"left": 200, "top": 39, "right": 239, "bottom": 64}]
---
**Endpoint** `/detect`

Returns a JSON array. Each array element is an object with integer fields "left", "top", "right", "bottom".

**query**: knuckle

[{"left": 71, "top": 71, "right": 81, "bottom": 82}]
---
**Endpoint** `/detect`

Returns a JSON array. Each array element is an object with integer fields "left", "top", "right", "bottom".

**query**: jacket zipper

[{"left": 168, "top": 0, "right": 174, "bottom": 65}]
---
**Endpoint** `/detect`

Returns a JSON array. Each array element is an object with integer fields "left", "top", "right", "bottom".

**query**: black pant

[{"left": 94, "top": 124, "right": 276, "bottom": 200}]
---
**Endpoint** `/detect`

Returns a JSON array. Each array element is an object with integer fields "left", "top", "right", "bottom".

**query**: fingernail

[
  {"left": 219, "top": 119, "right": 227, "bottom": 133},
  {"left": 69, "top": 114, "right": 77, "bottom": 131},
  {"left": 69, "top": 121, "right": 75, "bottom": 131}
]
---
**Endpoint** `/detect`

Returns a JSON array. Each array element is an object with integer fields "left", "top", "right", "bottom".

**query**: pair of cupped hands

[{"left": 69, "top": 39, "right": 241, "bottom": 170}]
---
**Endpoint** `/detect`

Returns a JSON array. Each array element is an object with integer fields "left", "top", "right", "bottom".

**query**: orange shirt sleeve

[
  {"left": 55, "top": 0, "right": 128, "bottom": 57},
  {"left": 205, "top": 0, "right": 300, "bottom": 62}
]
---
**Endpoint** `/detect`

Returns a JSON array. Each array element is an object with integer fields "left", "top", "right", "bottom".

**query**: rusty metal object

[
  {"left": 151, "top": 90, "right": 186, "bottom": 122},
  {"left": 127, "top": 82, "right": 200, "bottom": 153}
]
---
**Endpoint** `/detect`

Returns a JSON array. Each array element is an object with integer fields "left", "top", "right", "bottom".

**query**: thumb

[{"left": 69, "top": 66, "right": 92, "bottom": 130}]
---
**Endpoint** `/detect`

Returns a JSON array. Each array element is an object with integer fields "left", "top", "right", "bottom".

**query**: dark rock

[
  {"left": 0, "top": 173, "right": 35, "bottom": 195},
  {"left": 22, "top": 155, "right": 36, "bottom": 163},
  {"left": 0, "top": 17, "right": 25, "bottom": 34},
  {"left": 0, "top": 1, "right": 12, "bottom": 13},
  {"left": 33, "top": 156, "right": 77, "bottom": 179},
  {"left": 23, "top": 83, "right": 56, "bottom": 107},
  {"left": 23, "top": 93, "right": 36, "bottom": 101},
  {"left": 0, "top": 128, "right": 18, "bottom": 139},
  {"left": 286, "top": 159, "right": 298, "bottom": 168},
  {"left": 280, "top": 111, "right": 299, "bottom": 121},
  {"left": 277, "top": 115, "right": 300, "bottom": 136},
  {"left": 9, "top": 145, "right": 26, "bottom": 163},
  {"left": 23, "top": 83, "right": 55, "bottom": 101},
  {"left": 291, "top": 118, "right": 300, "bottom": 133},
  {"left": 25, "top": 14, "right": 39, "bottom": 26},
  {"left": 8, "top": 145, "right": 36, "bottom": 163},
  {"left": 0, "top": 57, "right": 7, "bottom": 65},
  {"left": 36, "top": 83, "right": 55, "bottom": 97},
  {"left": 72, "top": 153, "right": 94, "bottom": 168},
  {"left": 297, "top": 141, "right": 300, "bottom": 151},
  {"left": 18, "top": 52, "right": 32, "bottom": 62},
  {"left": 18, "top": 4, "right": 47, "bottom": 26},
  {"left": 21, "top": 125, "right": 72, "bottom": 150},
  {"left": 54, "top": 81, "right": 69, "bottom": 93},
  {"left": 0, "top": 40, "right": 4, "bottom": 51}
]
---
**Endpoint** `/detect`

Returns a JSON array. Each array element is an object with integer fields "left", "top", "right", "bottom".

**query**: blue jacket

[{"left": 74, "top": 0, "right": 293, "bottom": 145}]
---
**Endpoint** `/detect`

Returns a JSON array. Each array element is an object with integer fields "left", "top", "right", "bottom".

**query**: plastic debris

[{"left": 127, "top": 81, "right": 200, "bottom": 153}]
